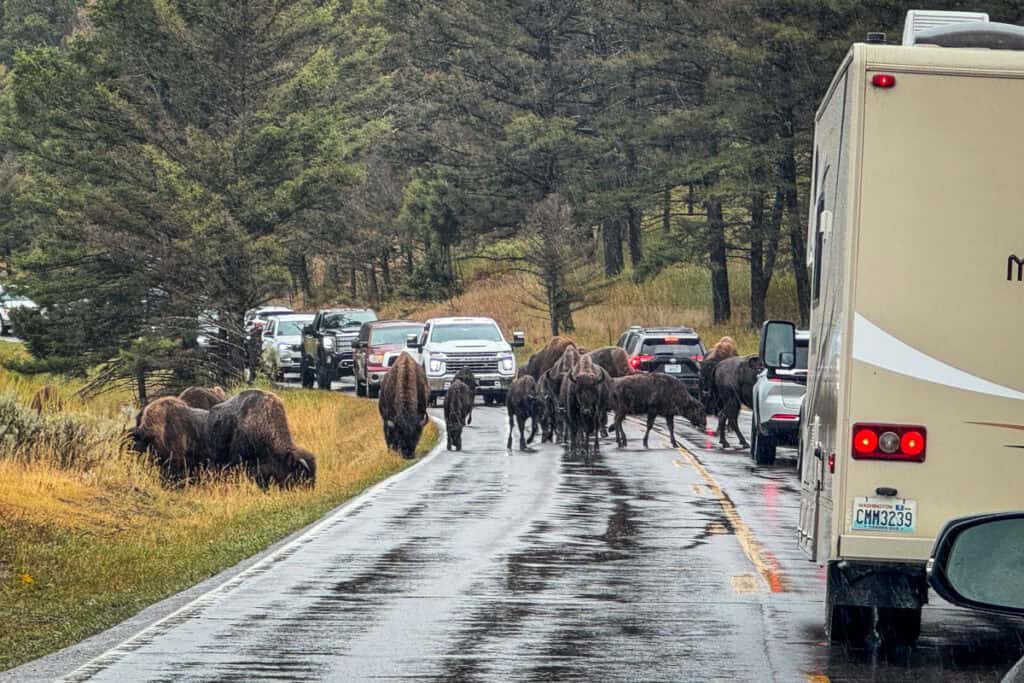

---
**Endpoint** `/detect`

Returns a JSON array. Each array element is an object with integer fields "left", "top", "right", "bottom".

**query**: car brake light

[
  {"left": 770, "top": 413, "right": 799, "bottom": 421},
  {"left": 629, "top": 354, "right": 655, "bottom": 370},
  {"left": 851, "top": 423, "right": 927, "bottom": 462},
  {"left": 693, "top": 354, "right": 704, "bottom": 362},
  {"left": 664, "top": 336, "right": 679, "bottom": 343}
]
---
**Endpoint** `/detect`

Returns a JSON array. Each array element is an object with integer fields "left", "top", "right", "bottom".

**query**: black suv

[
  {"left": 616, "top": 326, "right": 706, "bottom": 394},
  {"left": 300, "top": 308, "right": 377, "bottom": 389}
]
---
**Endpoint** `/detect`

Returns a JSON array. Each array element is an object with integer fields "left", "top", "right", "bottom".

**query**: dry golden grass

[{"left": 0, "top": 346, "right": 438, "bottom": 671}]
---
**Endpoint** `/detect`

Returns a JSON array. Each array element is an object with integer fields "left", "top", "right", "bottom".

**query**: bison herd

[
  {"left": 128, "top": 387, "right": 315, "bottom": 489},
  {"left": 370, "top": 332, "right": 762, "bottom": 460}
]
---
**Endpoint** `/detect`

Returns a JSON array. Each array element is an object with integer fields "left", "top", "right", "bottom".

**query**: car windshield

[
  {"left": 371, "top": 325, "right": 423, "bottom": 345},
  {"left": 323, "top": 311, "right": 376, "bottom": 330},
  {"left": 431, "top": 323, "right": 503, "bottom": 343},
  {"left": 276, "top": 320, "right": 309, "bottom": 336},
  {"left": 641, "top": 338, "right": 702, "bottom": 356}
]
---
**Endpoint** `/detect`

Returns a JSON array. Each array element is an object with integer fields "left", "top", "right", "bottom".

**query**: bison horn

[{"left": 299, "top": 458, "right": 312, "bottom": 473}]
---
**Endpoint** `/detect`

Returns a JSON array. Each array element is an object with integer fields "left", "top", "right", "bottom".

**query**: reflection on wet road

[{"left": 67, "top": 404, "right": 1024, "bottom": 681}]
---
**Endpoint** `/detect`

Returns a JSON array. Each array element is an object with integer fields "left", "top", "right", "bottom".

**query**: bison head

[
  {"left": 675, "top": 390, "right": 707, "bottom": 432},
  {"left": 386, "top": 412, "right": 426, "bottom": 459}
]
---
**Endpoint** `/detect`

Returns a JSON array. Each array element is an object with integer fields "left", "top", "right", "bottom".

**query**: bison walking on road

[
  {"left": 583, "top": 346, "right": 632, "bottom": 378},
  {"left": 128, "top": 397, "right": 211, "bottom": 483},
  {"left": 544, "top": 344, "right": 581, "bottom": 442},
  {"left": 610, "top": 373, "right": 706, "bottom": 449},
  {"left": 178, "top": 386, "right": 227, "bottom": 410},
  {"left": 563, "top": 356, "right": 610, "bottom": 458},
  {"left": 524, "top": 336, "right": 577, "bottom": 380},
  {"left": 506, "top": 375, "right": 540, "bottom": 450},
  {"left": 444, "top": 378, "right": 473, "bottom": 451},
  {"left": 699, "top": 336, "right": 738, "bottom": 416},
  {"left": 379, "top": 353, "right": 430, "bottom": 459},
  {"left": 207, "top": 390, "right": 316, "bottom": 489},
  {"left": 713, "top": 355, "right": 764, "bottom": 448},
  {"left": 452, "top": 367, "right": 478, "bottom": 424}
]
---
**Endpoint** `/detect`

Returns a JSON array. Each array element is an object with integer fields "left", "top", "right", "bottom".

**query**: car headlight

[
  {"left": 428, "top": 353, "right": 446, "bottom": 375},
  {"left": 499, "top": 353, "right": 515, "bottom": 374},
  {"left": 369, "top": 353, "right": 385, "bottom": 365},
  {"left": 322, "top": 336, "right": 335, "bottom": 350}
]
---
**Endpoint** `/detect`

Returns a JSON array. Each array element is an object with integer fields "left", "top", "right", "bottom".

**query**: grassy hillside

[
  {"left": 387, "top": 263, "right": 801, "bottom": 356},
  {"left": 0, "top": 345, "right": 437, "bottom": 671}
]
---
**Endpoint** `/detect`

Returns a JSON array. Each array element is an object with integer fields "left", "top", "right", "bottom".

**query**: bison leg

[
  {"left": 731, "top": 411, "right": 748, "bottom": 448},
  {"left": 517, "top": 413, "right": 528, "bottom": 450},
  {"left": 527, "top": 414, "right": 538, "bottom": 445},
  {"left": 665, "top": 414, "right": 678, "bottom": 448},
  {"left": 507, "top": 410, "right": 514, "bottom": 449},
  {"left": 614, "top": 412, "right": 627, "bottom": 448},
  {"left": 642, "top": 413, "right": 656, "bottom": 449},
  {"left": 717, "top": 407, "right": 731, "bottom": 448}
]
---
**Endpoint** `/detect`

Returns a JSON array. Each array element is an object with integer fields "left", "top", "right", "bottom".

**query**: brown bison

[
  {"left": 506, "top": 375, "right": 540, "bottom": 450},
  {"left": 444, "top": 378, "right": 473, "bottom": 452},
  {"left": 584, "top": 346, "right": 632, "bottom": 378},
  {"left": 128, "top": 397, "right": 211, "bottom": 482},
  {"left": 178, "top": 386, "right": 227, "bottom": 410},
  {"left": 30, "top": 384, "right": 64, "bottom": 414},
  {"left": 563, "top": 356, "right": 610, "bottom": 458},
  {"left": 379, "top": 353, "right": 430, "bottom": 459},
  {"left": 699, "top": 336, "right": 739, "bottom": 415},
  {"left": 610, "top": 373, "right": 706, "bottom": 449},
  {"left": 524, "top": 336, "right": 577, "bottom": 379},
  {"left": 452, "top": 367, "right": 477, "bottom": 425},
  {"left": 207, "top": 390, "right": 316, "bottom": 489},
  {"left": 713, "top": 354, "right": 764, "bottom": 448},
  {"left": 544, "top": 344, "right": 581, "bottom": 442}
]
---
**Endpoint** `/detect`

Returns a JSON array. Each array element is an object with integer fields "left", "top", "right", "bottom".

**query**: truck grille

[{"left": 446, "top": 353, "right": 500, "bottom": 375}]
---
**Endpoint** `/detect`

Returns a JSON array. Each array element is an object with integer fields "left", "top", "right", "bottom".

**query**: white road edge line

[{"left": 62, "top": 415, "right": 447, "bottom": 682}]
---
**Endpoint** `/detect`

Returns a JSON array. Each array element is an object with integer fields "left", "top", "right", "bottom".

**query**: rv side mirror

[
  {"left": 928, "top": 512, "right": 1024, "bottom": 616},
  {"left": 512, "top": 331, "right": 525, "bottom": 348},
  {"left": 406, "top": 334, "right": 420, "bottom": 349},
  {"left": 760, "top": 320, "right": 796, "bottom": 370}
]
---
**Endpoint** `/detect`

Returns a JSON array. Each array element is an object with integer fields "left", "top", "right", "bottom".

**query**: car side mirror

[
  {"left": 760, "top": 320, "right": 796, "bottom": 370},
  {"left": 928, "top": 512, "right": 1024, "bottom": 615},
  {"left": 512, "top": 331, "right": 525, "bottom": 348},
  {"left": 302, "top": 325, "right": 313, "bottom": 335},
  {"left": 406, "top": 334, "right": 420, "bottom": 349}
]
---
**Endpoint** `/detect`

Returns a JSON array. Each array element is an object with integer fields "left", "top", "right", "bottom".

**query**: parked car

[
  {"left": 261, "top": 313, "right": 314, "bottom": 381},
  {"left": 244, "top": 305, "right": 293, "bottom": 332},
  {"left": 751, "top": 329, "right": 809, "bottom": 466},
  {"left": 410, "top": 316, "right": 524, "bottom": 405},
  {"left": 0, "top": 290, "right": 38, "bottom": 336},
  {"left": 352, "top": 320, "right": 424, "bottom": 398},
  {"left": 300, "top": 308, "right": 378, "bottom": 389},
  {"left": 617, "top": 326, "right": 705, "bottom": 395}
]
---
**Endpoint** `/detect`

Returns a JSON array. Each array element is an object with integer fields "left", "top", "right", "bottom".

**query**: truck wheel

[
  {"left": 753, "top": 426, "right": 777, "bottom": 466},
  {"left": 876, "top": 607, "right": 922, "bottom": 646},
  {"left": 356, "top": 378, "right": 367, "bottom": 397},
  {"left": 367, "top": 383, "right": 380, "bottom": 399},
  {"left": 300, "top": 359, "right": 314, "bottom": 389}
]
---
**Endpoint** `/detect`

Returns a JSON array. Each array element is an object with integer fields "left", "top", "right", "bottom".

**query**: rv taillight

[
  {"left": 872, "top": 73, "right": 896, "bottom": 89},
  {"left": 851, "top": 423, "right": 927, "bottom": 462}
]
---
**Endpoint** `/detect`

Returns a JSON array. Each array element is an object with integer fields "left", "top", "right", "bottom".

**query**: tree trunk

[
  {"left": 626, "top": 206, "right": 643, "bottom": 266},
  {"left": 349, "top": 267, "right": 357, "bottom": 299},
  {"left": 380, "top": 249, "right": 392, "bottom": 298},
  {"left": 136, "top": 364, "right": 148, "bottom": 406},
  {"left": 781, "top": 149, "right": 810, "bottom": 326},
  {"left": 404, "top": 243, "right": 414, "bottom": 275},
  {"left": 662, "top": 187, "right": 672, "bottom": 236},
  {"left": 287, "top": 254, "right": 311, "bottom": 302},
  {"left": 546, "top": 275, "right": 559, "bottom": 337},
  {"left": 749, "top": 192, "right": 766, "bottom": 329},
  {"left": 706, "top": 197, "right": 731, "bottom": 324},
  {"left": 366, "top": 265, "right": 379, "bottom": 304},
  {"left": 602, "top": 219, "right": 624, "bottom": 276}
]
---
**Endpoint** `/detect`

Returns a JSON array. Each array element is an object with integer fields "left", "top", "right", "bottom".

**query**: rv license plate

[
  {"left": 664, "top": 364, "right": 682, "bottom": 374},
  {"left": 852, "top": 497, "right": 916, "bottom": 534}
]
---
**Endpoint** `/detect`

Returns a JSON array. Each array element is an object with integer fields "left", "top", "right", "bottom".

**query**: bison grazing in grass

[
  {"left": 563, "top": 356, "right": 610, "bottom": 458},
  {"left": 713, "top": 354, "right": 764, "bottom": 449},
  {"left": 610, "top": 373, "right": 706, "bottom": 449},
  {"left": 207, "top": 390, "right": 316, "bottom": 489},
  {"left": 128, "top": 397, "right": 211, "bottom": 483},
  {"left": 178, "top": 386, "right": 227, "bottom": 410},
  {"left": 452, "top": 367, "right": 478, "bottom": 424},
  {"left": 506, "top": 375, "right": 540, "bottom": 450},
  {"left": 444, "top": 378, "right": 473, "bottom": 451},
  {"left": 379, "top": 353, "right": 430, "bottom": 459},
  {"left": 699, "top": 336, "right": 739, "bottom": 416},
  {"left": 30, "top": 384, "right": 64, "bottom": 414},
  {"left": 524, "top": 336, "right": 577, "bottom": 379},
  {"left": 584, "top": 346, "right": 632, "bottom": 378}
]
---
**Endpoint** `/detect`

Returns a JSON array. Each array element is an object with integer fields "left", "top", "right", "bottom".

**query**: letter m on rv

[{"left": 1009, "top": 254, "right": 1024, "bottom": 282}]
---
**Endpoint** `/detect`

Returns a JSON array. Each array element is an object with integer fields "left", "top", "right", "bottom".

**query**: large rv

[{"left": 762, "top": 11, "right": 1024, "bottom": 645}]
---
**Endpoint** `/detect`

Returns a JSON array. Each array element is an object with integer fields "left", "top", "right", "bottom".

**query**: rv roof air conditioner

[{"left": 902, "top": 10, "right": 1024, "bottom": 50}]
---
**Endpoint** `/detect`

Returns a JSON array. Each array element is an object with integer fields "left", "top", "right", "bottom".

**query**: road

[{"left": 27, "top": 385, "right": 1024, "bottom": 681}]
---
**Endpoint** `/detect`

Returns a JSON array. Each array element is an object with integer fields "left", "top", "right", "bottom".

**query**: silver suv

[
  {"left": 751, "top": 330, "right": 809, "bottom": 466},
  {"left": 409, "top": 317, "right": 524, "bottom": 405}
]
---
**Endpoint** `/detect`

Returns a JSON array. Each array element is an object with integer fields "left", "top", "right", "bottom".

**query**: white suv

[
  {"left": 751, "top": 329, "right": 809, "bottom": 466},
  {"left": 409, "top": 317, "right": 524, "bottom": 405}
]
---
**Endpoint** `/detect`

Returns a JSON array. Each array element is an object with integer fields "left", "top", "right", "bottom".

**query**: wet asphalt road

[{"left": 59, "top": 383, "right": 1024, "bottom": 682}]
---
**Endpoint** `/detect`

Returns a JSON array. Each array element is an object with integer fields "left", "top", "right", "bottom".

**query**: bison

[
  {"left": 610, "top": 373, "right": 706, "bottom": 449},
  {"left": 178, "top": 386, "right": 227, "bottom": 410},
  {"left": 128, "top": 397, "right": 211, "bottom": 483},
  {"left": 452, "top": 367, "right": 478, "bottom": 424},
  {"left": 30, "top": 384, "right": 64, "bottom": 414},
  {"left": 713, "top": 354, "right": 764, "bottom": 448},
  {"left": 524, "top": 336, "right": 577, "bottom": 379},
  {"left": 207, "top": 390, "right": 316, "bottom": 489},
  {"left": 444, "top": 378, "right": 473, "bottom": 451},
  {"left": 584, "top": 346, "right": 632, "bottom": 378},
  {"left": 699, "top": 336, "right": 739, "bottom": 416},
  {"left": 563, "top": 356, "right": 610, "bottom": 458},
  {"left": 506, "top": 375, "right": 540, "bottom": 450},
  {"left": 379, "top": 352, "right": 430, "bottom": 459},
  {"left": 544, "top": 344, "right": 581, "bottom": 442}
]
